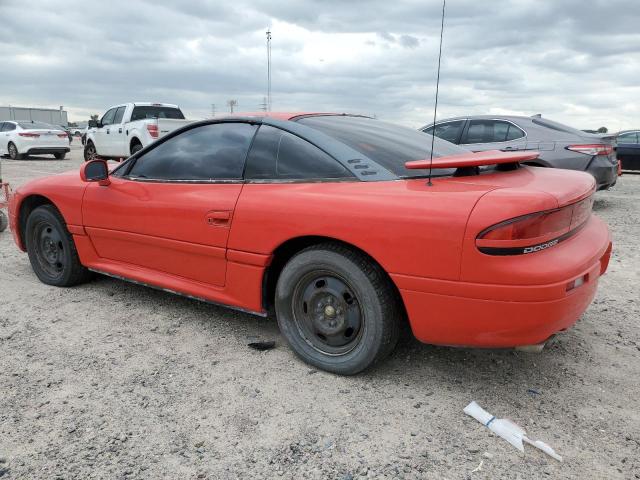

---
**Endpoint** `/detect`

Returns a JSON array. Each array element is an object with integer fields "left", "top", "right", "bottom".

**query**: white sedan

[{"left": 0, "top": 120, "right": 70, "bottom": 160}]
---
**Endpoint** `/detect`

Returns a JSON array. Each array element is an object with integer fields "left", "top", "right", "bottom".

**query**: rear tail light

[
  {"left": 18, "top": 132, "right": 40, "bottom": 138},
  {"left": 566, "top": 144, "right": 613, "bottom": 156},
  {"left": 57, "top": 133, "right": 68, "bottom": 138},
  {"left": 477, "top": 196, "right": 594, "bottom": 255},
  {"left": 146, "top": 124, "right": 158, "bottom": 138}
]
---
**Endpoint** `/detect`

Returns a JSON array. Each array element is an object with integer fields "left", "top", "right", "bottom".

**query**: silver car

[{"left": 421, "top": 115, "right": 618, "bottom": 190}]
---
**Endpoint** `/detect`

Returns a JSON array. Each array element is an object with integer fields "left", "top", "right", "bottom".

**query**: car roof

[{"left": 226, "top": 112, "right": 356, "bottom": 121}]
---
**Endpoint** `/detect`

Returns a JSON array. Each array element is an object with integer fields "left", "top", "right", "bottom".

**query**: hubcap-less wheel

[
  {"left": 85, "top": 143, "right": 96, "bottom": 161},
  {"left": 32, "top": 220, "right": 66, "bottom": 280},
  {"left": 8, "top": 143, "right": 17, "bottom": 159},
  {"left": 293, "top": 272, "right": 363, "bottom": 355}
]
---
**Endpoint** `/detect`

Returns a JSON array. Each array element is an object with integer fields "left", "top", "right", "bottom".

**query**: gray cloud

[{"left": 0, "top": 0, "right": 638, "bottom": 131}]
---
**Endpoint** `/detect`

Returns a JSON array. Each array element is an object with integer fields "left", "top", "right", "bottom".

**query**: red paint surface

[{"left": 8, "top": 116, "right": 611, "bottom": 347}]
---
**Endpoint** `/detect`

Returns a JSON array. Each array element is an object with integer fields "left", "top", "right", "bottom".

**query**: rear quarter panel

[{"left": 229, "top": 180, "right": 490, "bottom": 281}]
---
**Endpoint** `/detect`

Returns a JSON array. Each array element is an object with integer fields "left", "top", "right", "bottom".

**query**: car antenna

[{"left": 427, "top": 0, "right": 446, "bottom": 187}]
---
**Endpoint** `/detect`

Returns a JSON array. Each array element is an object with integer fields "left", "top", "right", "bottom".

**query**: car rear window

[
  {"left": 17, "top": 121, "right": 58, "bottom": 129},
  {"left": 131, "top": 106, "right": 185, "bottom": 121},
  {"left": 531, "top": 117, "right": 583, "bottom": 135},
  {"left": 296, "top": 115, "right": 467, "bottom": 178}
]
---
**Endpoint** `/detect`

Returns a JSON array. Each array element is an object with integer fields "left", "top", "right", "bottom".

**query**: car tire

[
  {"left": 130, "top": 142, "right": 142, "bottom": 155},
  {"left": 84, "top": 141, "right": 97, "bottom": 162},
  {"left": 0, "top": 211, "right": 8, "bottom": 233},
  {"left": 54, "top": 152, "right": 66, "bottom": 160},
  {"left": 25, "top": 205, "right": 93, "bottom": 287},
  {"left": 275, "top": 243, "right": 400, "bottom": 375},
  {"left": 8, "top": 142, "right": 23, "bottom": 160}
]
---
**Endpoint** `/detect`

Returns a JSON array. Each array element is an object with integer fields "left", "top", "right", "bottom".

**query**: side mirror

[
  {"left": 88, "top": 119, "right": 98, "bottom": 128},
  {"left": 80, "top": 160, "right": 110, "bottom": 186}
]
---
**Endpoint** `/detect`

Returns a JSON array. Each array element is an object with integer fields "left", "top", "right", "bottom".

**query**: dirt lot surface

[{"left": 0, "top": 144, "right": 638, "bottom": 479}]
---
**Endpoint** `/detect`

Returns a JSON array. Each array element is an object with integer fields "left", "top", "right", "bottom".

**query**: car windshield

[
  {"left": 296, "top": 115, "right": 467, "bottom": 178},
  {"left": 131, "top": 106, "right": 185, "bottom": 121},
  {"left": 17, "top": 121, "right": 59, "bottom": 130}
]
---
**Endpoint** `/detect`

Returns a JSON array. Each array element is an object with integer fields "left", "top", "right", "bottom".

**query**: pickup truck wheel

[
  {"left": 54, "top": 152, "right": 66, "bottom": 160},
  {"left": 130, "top": 142, "right": 142, "bottom": 155},
  {"left": 8, "top": 142, "right": 23, "bottom": 160},
  {"left": 25, "top": 205, "right": 93, "bottom": 287},
  {"left": 275, "top": 243, "right": 400, "bottom": 375},
  {"left": 84, "top": 141, "right": 97, "bottom": 162},
  {"left": 0, "top": 211, "right": 8, "bottom": 233}
]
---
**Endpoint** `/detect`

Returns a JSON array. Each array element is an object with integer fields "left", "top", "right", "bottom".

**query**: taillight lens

[
  {"left": 477, "top": 196, "right": 594, "bottom": 255},
  {"left": 146, "top": 124, "right": 158, "bottom": 138},
  {"left": 57, "top": 133, "right": 68, "bottom": 138},
  {"left": 19, "top": 132, "right": 40, "bottom": 138},
  {"left": 566, "top": 144, "right": 613, "bottom": 156}
]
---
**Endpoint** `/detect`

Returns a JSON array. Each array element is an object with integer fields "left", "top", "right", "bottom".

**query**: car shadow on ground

[
  {"left": 2, "top": 155, "right": 71, "bottom": 162},
  {"left": 85, "top": 272, "right": 583, "bottom": 392}
]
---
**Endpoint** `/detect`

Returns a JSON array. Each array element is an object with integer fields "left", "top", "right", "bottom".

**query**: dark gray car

[{"left": 421, "top": 115, "right": 618, "bottom": 190}]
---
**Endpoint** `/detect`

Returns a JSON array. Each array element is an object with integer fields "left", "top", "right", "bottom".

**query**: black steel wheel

[
  {"left": 26, "top": 205, "right": 93, "bottom": 287},
  {"left": 84, "top": 141, "right": 97, "bottom": 162},
  {"left": 130, "top": 142, "right": 143, "bottom": 155},
  {"left": 275, "top": 243, "right": 400, "bottom": 375}
]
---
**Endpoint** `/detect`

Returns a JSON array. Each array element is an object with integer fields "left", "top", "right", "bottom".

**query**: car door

[
  {"left": 82, "top": 121, "right": 258, "bottom": 286},
  {"left": 616, "top": 132, "right": 639, "bottom": 158},
  {"left": 93, "top": 108, "right": 117, "bottom": 156},
  {"left": 460, "top": 119, "right": 527, "bottom": 152},
  {"left": 108, "top": 106, "right": 127, "bottom": 157}
]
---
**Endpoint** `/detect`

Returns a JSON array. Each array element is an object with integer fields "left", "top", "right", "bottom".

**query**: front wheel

[
  {"left": 25, "top": 205, "right": 93, "bottom": 287},
  {"left": 275, "top": 243, "right": 400, "bottom": 375},
  {"left": 84, "top": 141, "right": 97, "bottom": 162},
  {"left": 8, "top": 142, "right": 22, "bottom": 160}
]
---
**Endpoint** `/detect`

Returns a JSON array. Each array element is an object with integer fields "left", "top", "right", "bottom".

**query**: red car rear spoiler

[{"left": 405, "top": 150, "right": 539, "bottom": 170}]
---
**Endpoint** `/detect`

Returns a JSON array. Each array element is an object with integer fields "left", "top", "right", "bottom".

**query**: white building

[{"left": 0, "top": 105, "right": 68, "bottom": 127}]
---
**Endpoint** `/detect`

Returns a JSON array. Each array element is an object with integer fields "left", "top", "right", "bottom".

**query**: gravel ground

[{"left": 0, "top": 144, "right": 638, "bottom": 479}]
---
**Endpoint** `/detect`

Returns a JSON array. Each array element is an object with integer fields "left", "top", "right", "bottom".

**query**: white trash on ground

[{"left": 464, "top": 401, "right": 563, "bottom": 462}]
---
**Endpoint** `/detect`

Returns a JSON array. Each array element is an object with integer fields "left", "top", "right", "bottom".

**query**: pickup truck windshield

[{"left": 131, "top": 106, "right": 185, "bottom": 121}]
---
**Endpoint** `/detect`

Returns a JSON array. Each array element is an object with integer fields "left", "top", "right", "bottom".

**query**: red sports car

[{"left": 8, "top": 113, "right": 612, "bottom": 374}]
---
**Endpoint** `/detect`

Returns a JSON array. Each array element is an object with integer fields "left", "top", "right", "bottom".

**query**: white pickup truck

[{"left": 84, "top": 102, "right": 193, "bottom": 161}]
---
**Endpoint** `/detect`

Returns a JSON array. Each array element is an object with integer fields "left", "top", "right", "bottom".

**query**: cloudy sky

[{"left": 1, "top": 0, "right": 638, "bottom": 131}]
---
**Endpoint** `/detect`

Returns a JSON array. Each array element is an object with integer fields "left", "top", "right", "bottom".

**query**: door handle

[
  {"left": 206, "top": 210, "right": 231, "bottom": 226},
  {"left": 118, "top": 128, "right": 123, "bottom": 133},
  {"left": 106, "top": 129, "right": 110, "bottom": 134}
]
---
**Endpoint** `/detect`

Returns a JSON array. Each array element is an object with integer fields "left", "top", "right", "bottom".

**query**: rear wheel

[
  {"left": 54, "top": 152, "right": 66, "bottom": 160},
  {"left": 25, "top": 205, "right": 93, "bottom": 287},
  {"left": 0, "top": 211, "right": 8, "bottom": 232},
  {"left": 8, "top": 142, "right": 22, "bottom": 160},
  {"left": 84, "top": 141, "right": 97, "bottom": 162},
  {"left": 275, "top": 243, "right": 400, "bottom": 375},
  {"left": 130, "top": 142, "right": 142, "bottom": 155}
]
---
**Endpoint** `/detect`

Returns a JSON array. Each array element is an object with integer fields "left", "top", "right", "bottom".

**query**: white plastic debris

[{"left": 464, "top": 401, "right": 562, "bottom": 462}]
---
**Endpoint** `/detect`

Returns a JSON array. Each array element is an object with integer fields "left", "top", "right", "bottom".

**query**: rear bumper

[
  {"left": 587, "top": 156, "right": 617, "bottom": 190},
  {"left": 25, "top": 147, "right": 70, "bottom": 155},
  {"left": 392, "top": 217, "right": 612, "bottom": 348}
]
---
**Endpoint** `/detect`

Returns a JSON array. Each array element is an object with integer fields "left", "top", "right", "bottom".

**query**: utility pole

[
  {"left": 259, "top": 97, "right": 268, "bottom": 112},
  {"left": 266, "top": 29, "right": 272, "bottom": 111},
  {"left": 226, "top": 99, "right": 238, "bottom": 114},
  {"left": 210, "top": 104, "right": 216, "bottom": 118}
]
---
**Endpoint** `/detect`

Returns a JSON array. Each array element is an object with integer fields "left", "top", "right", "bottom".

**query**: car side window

[
  {"left": 101, "top": 108, "right": 117, "bottom": 126},
  {"left": 113, "top": 106, "right": 126, "bottom": 125},
  {"left": 462, "top": 120, "right": 525, "bottom": 144},
  {"left": 126, "top": 122, "right": 257, "bottom": 181},
  {"left": 2, "top": 123, "right": 16, "bottom": 132},
  {"left": 244, "top": 125, "right": 352, "bottom": 181},
  {"left": 618, "top": 132, "right": 638, "bottom": 144},
  {"left": 424, "top": 120, "right": 465, "bottom": 144}
]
